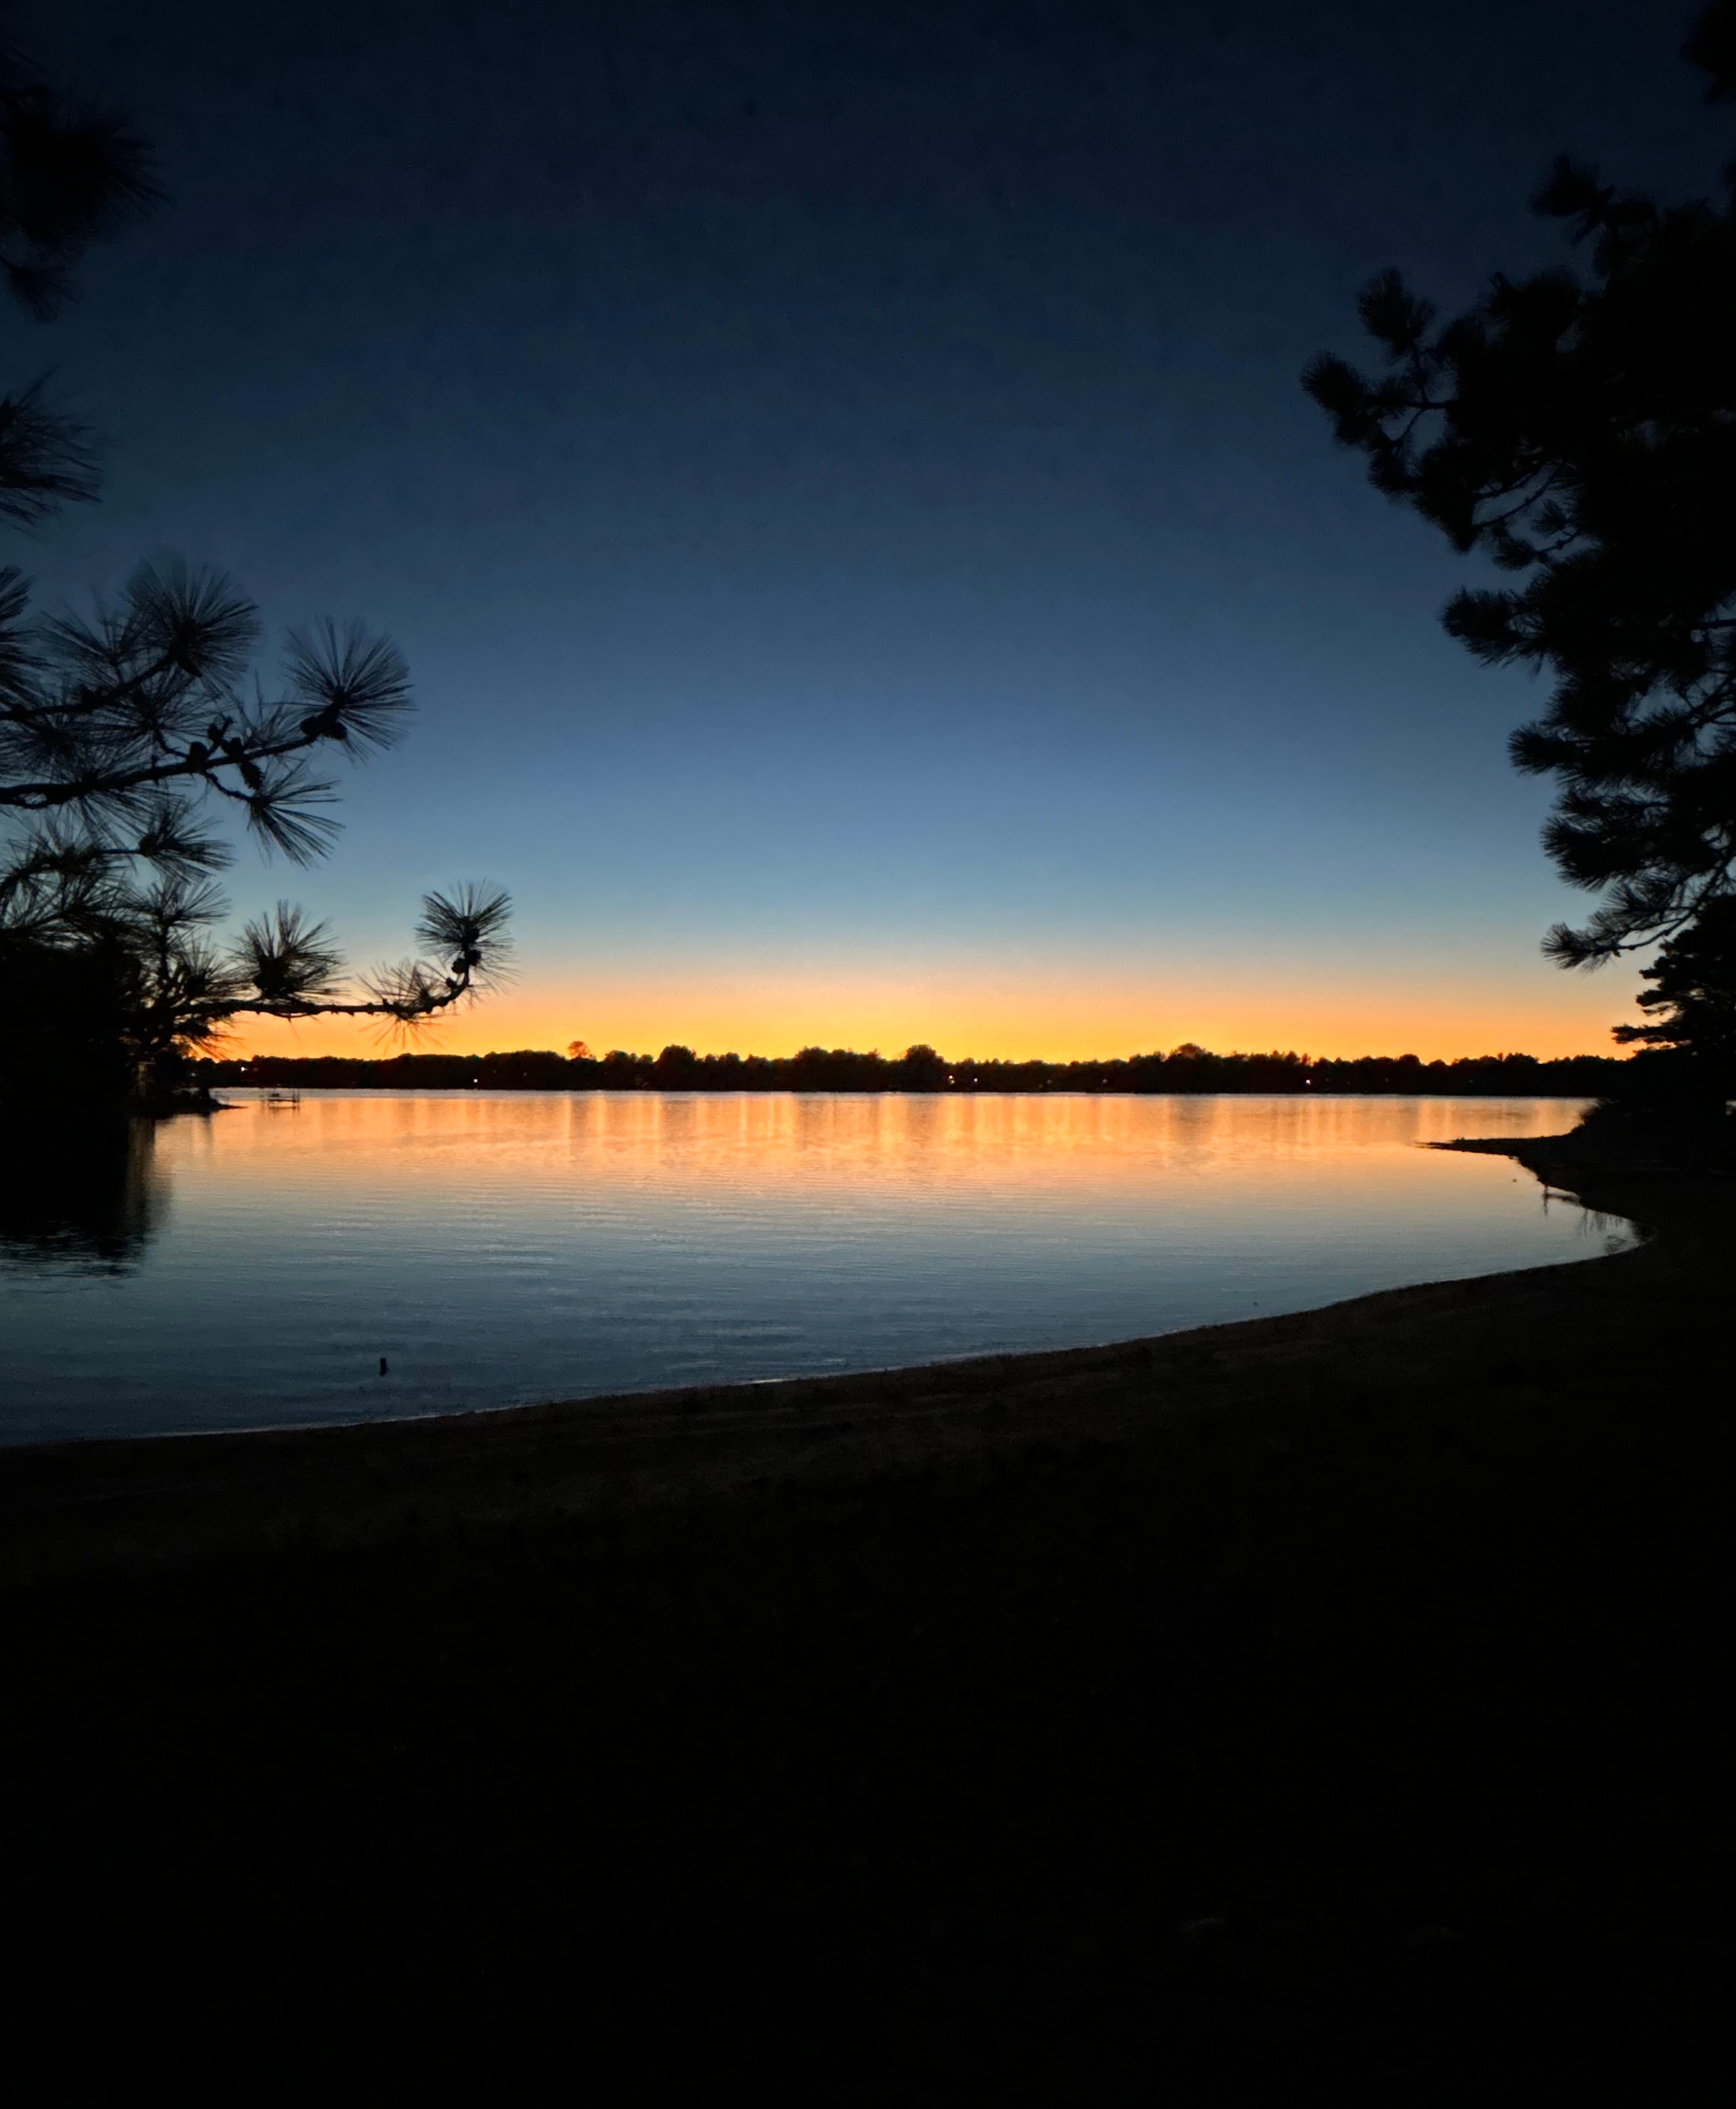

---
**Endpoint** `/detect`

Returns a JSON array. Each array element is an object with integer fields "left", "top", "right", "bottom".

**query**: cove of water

[{"left": 0, "top": 1092, "right": 1627, "bottom": 1445}]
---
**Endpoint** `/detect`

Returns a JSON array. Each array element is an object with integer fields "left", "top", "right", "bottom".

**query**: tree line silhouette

[{"left": 196, "top": 1042, "right": 1627, "bottom": 1096}]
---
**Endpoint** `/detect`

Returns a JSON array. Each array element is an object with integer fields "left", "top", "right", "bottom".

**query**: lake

[{"left": 0, "top": 1092, "right": 1626, "bottom": 1445}]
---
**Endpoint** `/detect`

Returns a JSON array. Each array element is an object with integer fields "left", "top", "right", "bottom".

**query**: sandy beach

[
  {"left": 0, "top": 1130, "right": 1712, "bottom": 1584},
  {"left": 4, "top": 1130, "right": 1730, "bottom": 2096}
]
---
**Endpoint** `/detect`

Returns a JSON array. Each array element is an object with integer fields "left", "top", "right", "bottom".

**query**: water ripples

[{"left": 0, "top": 1091, "right": 1625, "bottom": 1443}]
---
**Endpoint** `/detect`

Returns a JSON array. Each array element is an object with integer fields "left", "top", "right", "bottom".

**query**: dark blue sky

[{"left": 16, "top": 0, "right": 1726, "bottom": 1055}]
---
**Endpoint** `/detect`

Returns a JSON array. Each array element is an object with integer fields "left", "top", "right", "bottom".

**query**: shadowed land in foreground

[{"left": 3, "top": 1134, "right": 1731, "bottom": 2097}]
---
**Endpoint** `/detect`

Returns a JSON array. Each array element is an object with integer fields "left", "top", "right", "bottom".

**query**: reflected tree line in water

[
  {"left": 2, "top": 1120, "right": 159, "bottom": 1271},
  {"left": 8, "top": 3, "right": 1734, "bottom": 1296},
  {"left": 8, "top": 1042, "right": 1628, "bottom": 1272}
]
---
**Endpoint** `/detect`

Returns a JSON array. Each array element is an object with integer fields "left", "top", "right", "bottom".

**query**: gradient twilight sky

[{"left": 16, "top": 1, "right": 1727, "bottom": 1058}]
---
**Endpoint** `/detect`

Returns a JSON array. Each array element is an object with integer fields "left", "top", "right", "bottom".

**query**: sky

[{"left": 13, "top": 0, "right": 1729, "bottom": 1059}]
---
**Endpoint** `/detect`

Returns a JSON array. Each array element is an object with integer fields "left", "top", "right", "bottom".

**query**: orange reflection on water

[
  {"left": 13, "top": 1089, "right": 1617, "bottom": 1446},
  {"left": 166, "top": 1088, "right": 1584, "bottom": 1214}
]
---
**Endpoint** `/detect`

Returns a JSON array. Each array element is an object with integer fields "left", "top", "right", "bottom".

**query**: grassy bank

[{"left": 3, "top": 1137, "right": 1731, "bottom": 2097}]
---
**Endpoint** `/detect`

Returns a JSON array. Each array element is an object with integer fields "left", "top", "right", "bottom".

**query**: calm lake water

[{"left": 0, "top": 1092, "right": 1626, "bottom": 1445}]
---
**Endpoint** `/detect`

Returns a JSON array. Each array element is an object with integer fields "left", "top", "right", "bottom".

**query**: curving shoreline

[
  {"left": 5, "top": 1129, "right": 1731, "bottom": 2092},
  {"left": 0, "top": 1131, "right": 1719, "bottom": 1585}
]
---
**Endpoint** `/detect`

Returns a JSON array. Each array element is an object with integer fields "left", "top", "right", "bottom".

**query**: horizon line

[{"left": 203, "top": 1042, "right": 1631, "bottom": 1070}]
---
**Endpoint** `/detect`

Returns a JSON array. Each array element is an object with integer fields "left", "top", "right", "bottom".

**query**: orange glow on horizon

[{"left": 216, "top": 957, "right": 1645, "bottom": 1065}]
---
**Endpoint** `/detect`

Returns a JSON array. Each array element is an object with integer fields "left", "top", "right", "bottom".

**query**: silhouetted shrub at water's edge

[
  {"left": 1, "top": 936, "right": 137, "bottom": 1107},
  {"left": 1571, "top": 1090, "right": 1736, "bottom": 1175},
  {"left": 1611, "top": 899, "right": 1736, "bottom": 1095},
  {"left": 192, "top": 1044, "right": 1632, "bottom": 1096},
  {"left": 1571, "top": 899, "right": 1736, "bottom": 1169}
]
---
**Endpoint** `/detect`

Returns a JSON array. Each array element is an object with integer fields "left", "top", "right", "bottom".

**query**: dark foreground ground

[{"left": 3, "top": 1137, "right": 1731, "bottom": 2100}]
